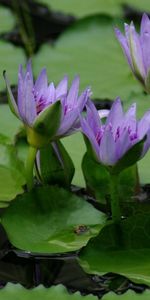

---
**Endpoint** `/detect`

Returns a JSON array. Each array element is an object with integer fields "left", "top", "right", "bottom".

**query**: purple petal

[
  {"left": 26, "top": 60, "right": 33, "bottom": 85},
  {"left": 80, "top": 116, "right": 99, "bottom": 159},
  {"left": 34, "top": 68, "right": 48, "bottom": 93},
  {"left": 57, "top": 109, "right": 79, "bottom": 136},
  {"left": 99, "top": 129, "right": 117, "bottom": 166},
  {"left": 137, "top": 110, "right": 150, "bottom": 140},
  {"left": 122, "top": 103, "right": 137, "bottom": 132},
  {"left": 18, "top": 64, "right": 24, "bottom": 80},
  {"left": 141, "top": 128, "right": 150, "bottom": 158},
  {"left": 78, "top": 87, "right": 91, "bottom": 112},
  {"left": 115, "top": 27, "right": 133, "bottom": 70},
  {"left": 56, "top": 75, "right": 68, "bottom": 98},
  {"left": 66, "top": 76, "right": 80, "bottom": 106},
  {"left": 46, "top": 82, "right": 56, "bottom": 104},
  {"left": 86, "top": 100, "right": 101, "bottom": 135},
  {"left": 18, "top": 70, "right": 36, "bottom": 125},
  {"left": 3, "top": 71, "right": 19, "bottom": 118},
  {"left": 129, "top": 22, "right": 146, "bottom": 78},
  {"left": 115, "top": 130, "right": 131, "bottom": 160},
  {"left": 140, "top": 14, "right": 150, "bottom": 74},
  {"left": 105, "top": 98, "right": 123, "bottom": 133}
]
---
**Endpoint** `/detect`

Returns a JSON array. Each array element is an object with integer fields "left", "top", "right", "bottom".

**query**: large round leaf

[
  {"left": 0, "top": 283, "right": 97, "bottom": 300},
  {"left": 0, "top": 41, "right": 25, "bottom": 89},
  {"left": 1, "top": 186, "right": 106, "bottom": 253},
  {"left": 0, "top": 7, "right": 15, "bottom": 32},
  {"left": 62, "top": 133, "right": 86, "bottom": 187},
  {"left": 125, "top": 0, "right": 150, "bottom": 12},
  {"left": 34, "top": 15, "right": 141, "bottom": 101},
  {"left": 79, "top": 213, "right": 150, "bottom": 286},
  {"left": 40, "top": 0, "right": 122, "bottom": 18},
  {"left": 0, "top": 105, "right": 21, "bottom": 143},
  {"left": 102, "top": 290, "right": 150, "bottom": 299},
  {"left": 39, "top": 0, "right": 150, "bottom": 18}
]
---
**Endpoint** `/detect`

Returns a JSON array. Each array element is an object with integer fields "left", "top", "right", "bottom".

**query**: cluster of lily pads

[{"left": 1, "top": 10, "right": 150, "bottom": 300}]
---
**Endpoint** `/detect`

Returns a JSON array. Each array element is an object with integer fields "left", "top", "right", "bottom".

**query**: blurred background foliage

[{"left": 0, "top": 0, "right": 150, "bottom": 195}]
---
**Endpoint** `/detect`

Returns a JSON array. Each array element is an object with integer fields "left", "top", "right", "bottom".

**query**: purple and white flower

[
  {"left": 80, "top": 98, "right": 150, "bottom": 169},
  {"left": 4, "top": 61, "right": 91, "bottom": 147},
  {"left": 115, "top": 14, "right": 150, "bottom": 93}
]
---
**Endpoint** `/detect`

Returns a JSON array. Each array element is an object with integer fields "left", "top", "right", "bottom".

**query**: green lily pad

[
  {"left": 0, "top": 143, "right": 25, "bottom": 206},
  {"left": 33, "top": 15, "right": 141, "bottom": 101},
  {"left": 0, "top": 283, "right": 97, "bottom": 300},
  {"left": 124, "top": 0, "right": 150, "bottom": 13},
  {"left": 0, "top": 41, "right": 25, "bottom": 90},
  {"left": 0, "top": 105, "right": 21, "bottom": 143},
  {"left": 79, "top": 213, "right": 150, "bottom": 286},
  {"left": 62, "top": 133, "right": 86, "bottom": 187},
  {"left": 40, "top": 0, "right": 122, "bottom": 18},
  {"left": 1, "top": 186, "right": 106, "bottom": 253},
  {"left": 39, "top": 0, "right": 150, "bottom": 18},
  {"left": 0, "top": 7, "right": 15, "bottom": 32},
  {"left": 102, "top": 290, "right": 150, "bottom": 299}
]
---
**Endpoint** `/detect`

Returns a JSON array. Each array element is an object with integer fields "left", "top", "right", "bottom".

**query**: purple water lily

[
  {"left": 4, "top": 61, "right": 91, "bottom": 145},
  {"left": 115, "top": 14, "right": 150, "bottom": 92},
  {"left": 80, "top": 98, "right": 150, "bottom": 169}
]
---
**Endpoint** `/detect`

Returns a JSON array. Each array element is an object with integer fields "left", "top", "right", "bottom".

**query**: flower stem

[
  {"left": 26, "top": 145, "right": 37, "bottom": 191},
  {"left": 110, "top": 173, "right": 121, "bottom": 223}
]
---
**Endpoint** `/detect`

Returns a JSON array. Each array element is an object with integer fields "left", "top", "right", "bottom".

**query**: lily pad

[
  {"left": 1, "top": 186, "right": 106, "bottom": 253},
  {"left": 124, "top": 0, "right": 150, "bottom": 13},
  {"left": 0, "top": 41, "right": 25, "bottom": 90},
  {"left": 0, "top": 105, "right": 21, "bottom": 143},
  {"left": 40, "top": 0, "right": 150, "bottom": 18},
  {"left": 62, "top": 133, "right": 86, "bottom": 187},
  {"left": 0, "top": 283, "right": 97, "bottom": 300},
  {"left": 0, "top": 7, "right": 15, "bottom": 32},
  {"left": 102, "top": 290, "right": 150, "bottom": 299},
  {"left": 0, "top": 143, "right": 26, "bottom": 206},
  {"left": 40, "top": 0, "right": 122, "bottom": 18},
  {"left": 34, "top": 15, "right": 141, "bottom": 101},
  {"left": 79, "top": 213, "right": 150, "bottom": 286}
]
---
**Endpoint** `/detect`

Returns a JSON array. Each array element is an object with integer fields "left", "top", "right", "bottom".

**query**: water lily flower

[
  {"left": 4, "top": 61, "right": 91, "bottom": 190},
  {"left": 80, "top": 98, "right": 150, "bottom": 173},
  {"left": 4, "top": 61, "right": 91, "bottom": 148},
  {"left": 115, "top": 14, "right": 150, "bottom": 93}
]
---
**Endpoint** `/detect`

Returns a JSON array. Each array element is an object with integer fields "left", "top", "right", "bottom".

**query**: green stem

[
  {"left": 110, "top": 173, "right": 121, "bottom": 223},
  {"left": 26, "top": 145, "right": 37, "bottom": 191}
]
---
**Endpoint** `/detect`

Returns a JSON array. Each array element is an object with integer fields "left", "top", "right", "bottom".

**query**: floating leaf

[
  {"left": 0, "top": 283, "right": 97, "bottom": 300},
  {"left": 34, "top": 15, "right": 141, "bottom": 101},
  {"left": 40, "top": 0, "right": 122, "bottom": 18},
  {"left": 1, "top": 186, "right": 106, "bottom": 253},
  {"left": 0, "top": 104, "right": 21, "bottom": 143},
  {"left": 40, "top": 0, "right": 150, "bottom": 18},
  {"left": 62, "top": 132, "right": 86, "bottom": 187},
  {"left": 0, "top": 41, "right": 25, "bottom": 90},
  {"left": 79, "top": 213, "right": 150, "bottom": 286},
  {"left": 102, "top": 290, "right": 150, "bottom": 299},
  {"left": 0, "top": 7, "right": 15, "bottom": 32}
]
